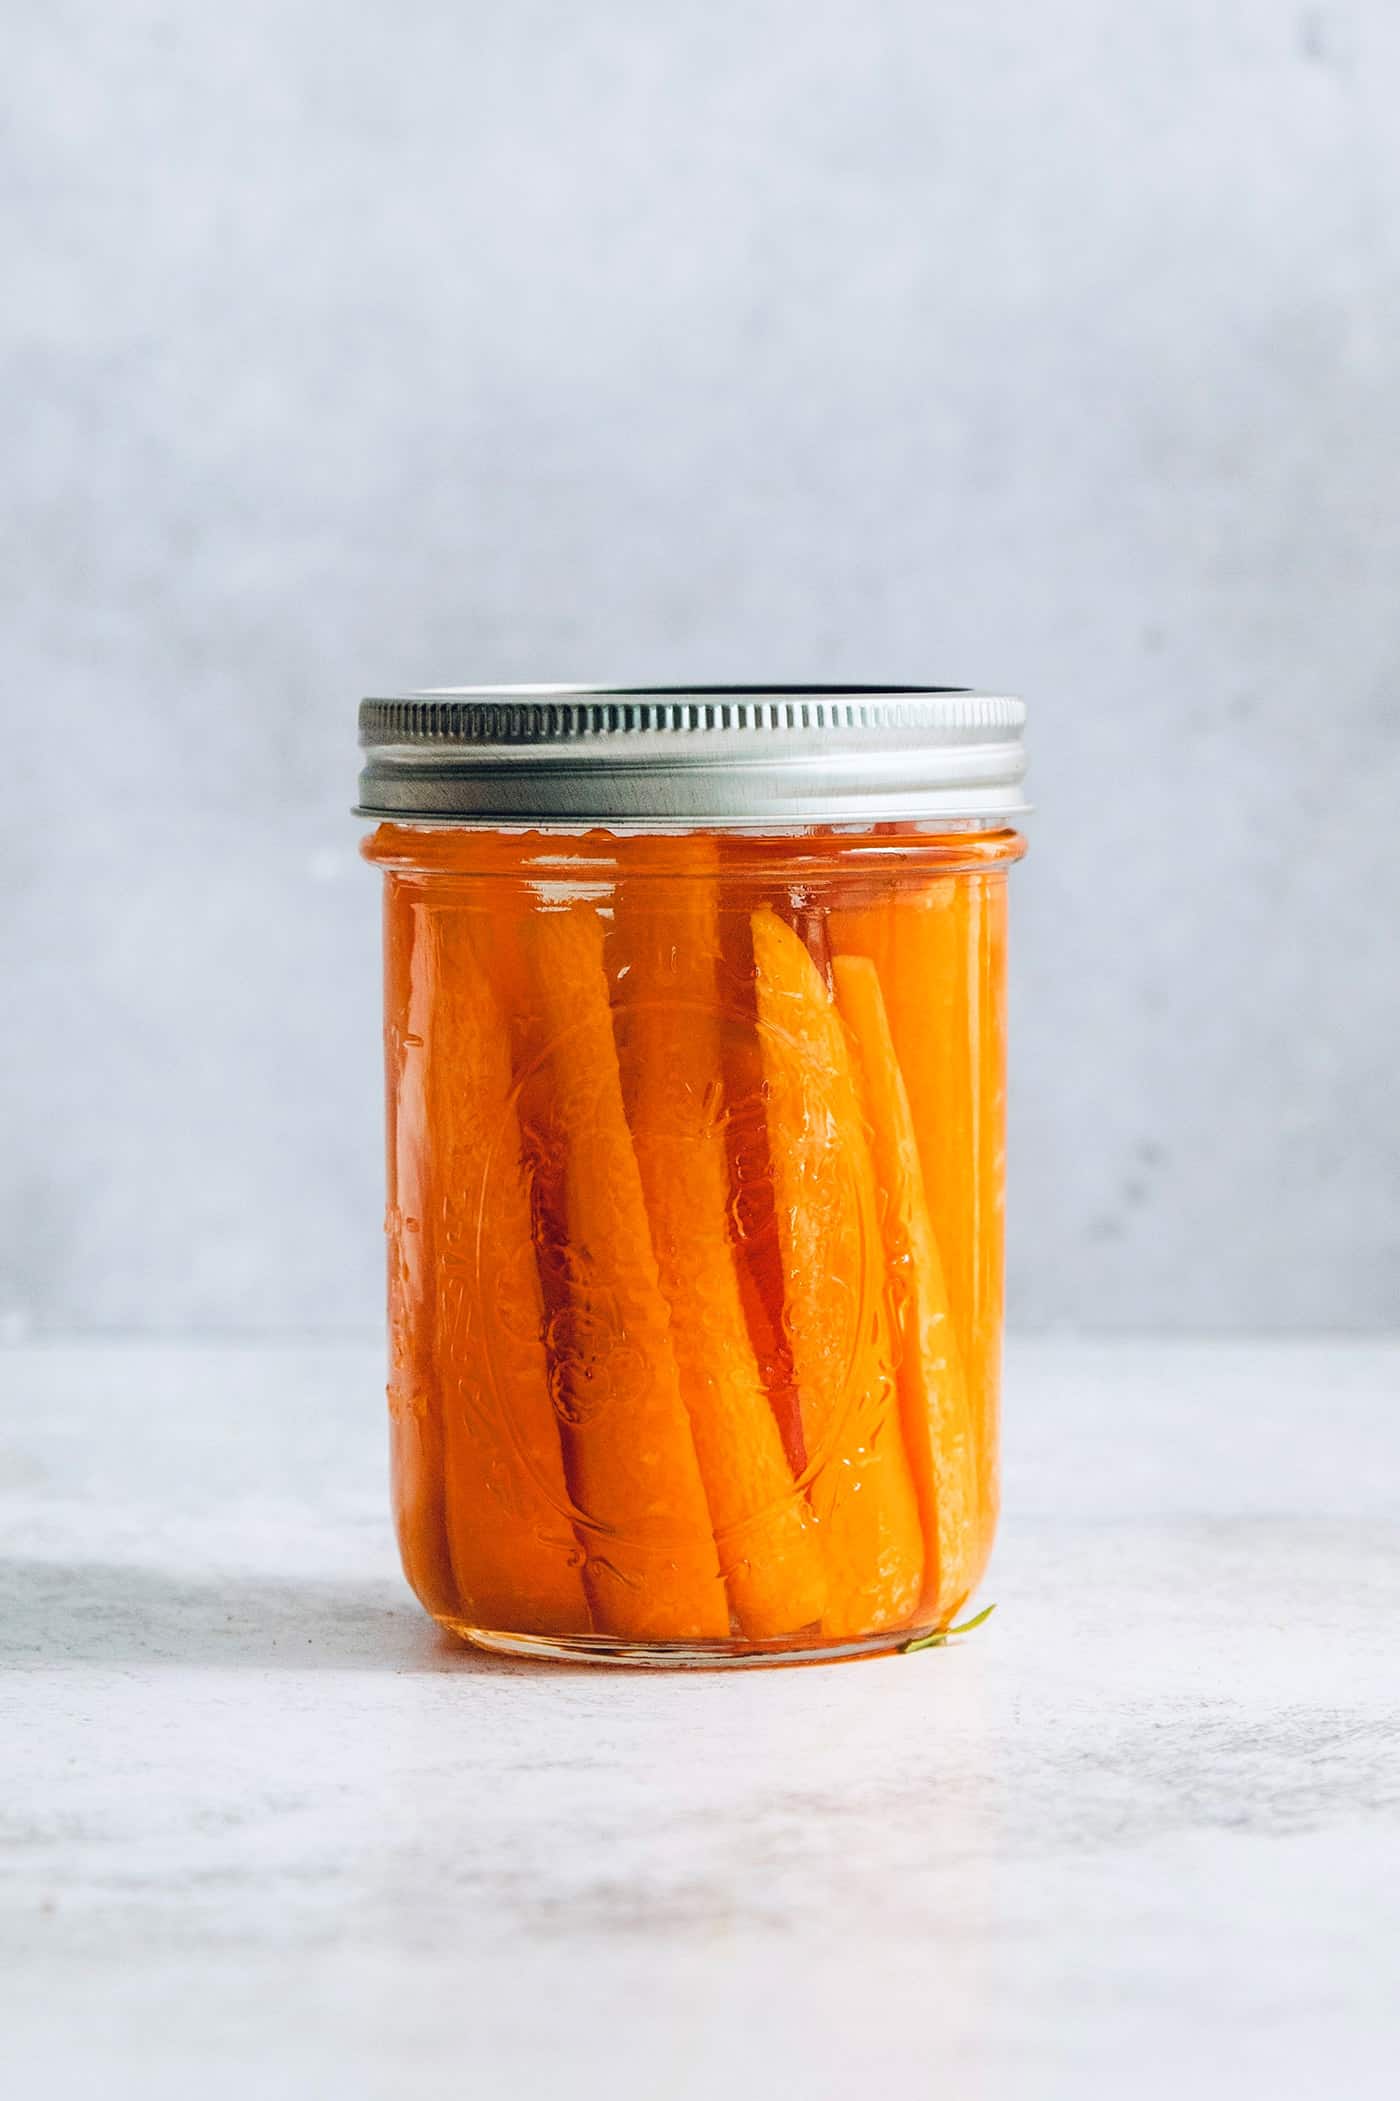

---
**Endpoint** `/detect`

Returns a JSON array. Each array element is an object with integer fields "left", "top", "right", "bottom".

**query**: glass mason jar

[{"left": 357, "top": 687, "right": 1027, "bottom": 1666}]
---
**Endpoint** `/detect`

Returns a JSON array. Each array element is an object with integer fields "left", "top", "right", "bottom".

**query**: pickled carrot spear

[
  {"left": 382, "top": 878, "right": 458, "bottom": 1619},
  {"left": 612, "top": 844, "right": 826, "bottom": 1640},
  {"left": 426, "top": 909, "right": 591, "bottom": 1635},
  {"left": 751, "top": 909, "right": 924, "bottom": 1637},
  {"left": 829, "top": 879, "right": 969, "bottom": 1312},
  {"left": 717, "top": 910, "right": 805, "bottom": 1478},
  {"left": 970, "top": 872, "right": 1010, "bottom": 1570},
  {"left": 832, "top": 954, "right": 977, "bottom": 1622},
  {"left": 520, "top": 905, "right": 731, "bottom": 1641},
  {"left": 828, "top": 876, "right": 1001, "bottom": 1581}
]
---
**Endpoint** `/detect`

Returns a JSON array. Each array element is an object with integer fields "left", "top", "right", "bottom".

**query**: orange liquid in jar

[{"left": 366, "top": 822, "right": 1024, "bottom": 1662}]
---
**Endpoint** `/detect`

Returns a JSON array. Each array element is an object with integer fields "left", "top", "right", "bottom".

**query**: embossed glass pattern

[{"left": 362, "top": 822, "right": 1024, "bottom": 1665}]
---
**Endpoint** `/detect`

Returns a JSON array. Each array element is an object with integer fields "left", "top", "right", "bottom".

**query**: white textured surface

[
  {"left": 6, "top": 2, "right": 1400, "bottom": 1336},
  {"left": 4, "top": 1338, "right": 1399, "bottom": 2096}
]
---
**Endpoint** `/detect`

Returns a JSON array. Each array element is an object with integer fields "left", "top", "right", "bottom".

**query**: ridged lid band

[{"left": 356, "top": 685, "right": 1028, "bottom": 829}]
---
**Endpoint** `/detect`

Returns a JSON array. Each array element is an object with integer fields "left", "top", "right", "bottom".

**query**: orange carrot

[
  {"left": 751, "top": 909, "right": 924, "bottom": 1637},
  {"left": 520, "top": 905, "right": 730, "bottom": 1641},
  {"left": 382, "top": 878, "right": 458, "bottom": 1619},
  {"left": 718, "top": 905, "right": 805, "bottom": 1478},
  {"left": 828, "top": 881, "right": 968, "bottom": 1284},
  {"left": 426, "top": 908, "right": 591, "bottom": 1635},
  {"left": 829, "top": 875, "right": 1000, "bottom": 1581},
  {"left": 969, "top": 872, "right": 1010, "bottom": 1576},
  {"left": 833, "top": 954, "right": 977, "bottom": 1622},
  {"left": 612, "top": 844, "right": 826, "bottom": 1640}
]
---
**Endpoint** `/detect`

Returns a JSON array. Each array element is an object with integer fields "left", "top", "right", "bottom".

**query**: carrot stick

[
  {"left": 832, "top": 954, "right": 977, "bottom": 1621},
  {"left": 828, "top": 882, "right": 967, "bottom": 1285},
  {"left": 718, "top": 908, "right": 805, "bottom": 1478},
  {"left": 612, "top": 845, "right": 825, "bottom": 1640},
  {"left": 426, "top": 908, "right": 591, "bottom": 1635},
  {"left": 969, "top": 872, "right": 1010, "bottom": 1575},
  {"left": 382, "top": 878, "right": 458, "bottom": 1618},
  {"left": 751, "top": 909, "right": 924, "bottom": 1637},
  {"left": 829, "top": 873, "right": 1010, "bottom": 1591},
  {"left": 520, "top": 905, "right": 730, "bottom": 1641}
]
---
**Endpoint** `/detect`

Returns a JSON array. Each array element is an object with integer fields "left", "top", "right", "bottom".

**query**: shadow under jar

[{"left": 356, "top": 687, "right": 1028, "bottom": 1666}]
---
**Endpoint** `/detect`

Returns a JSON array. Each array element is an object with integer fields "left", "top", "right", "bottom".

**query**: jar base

[{"left": 445, "top": 1622, "right": 932, "bottom": 1670}]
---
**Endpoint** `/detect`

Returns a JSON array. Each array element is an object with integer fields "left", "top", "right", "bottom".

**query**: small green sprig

[{"left": 903, "top": 1602, "right": 997, "bottom": 1654}]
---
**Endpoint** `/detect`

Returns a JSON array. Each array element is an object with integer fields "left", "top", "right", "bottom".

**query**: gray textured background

[{"left": 4, "top": 0, "right": 1397, "bottom": 1338}]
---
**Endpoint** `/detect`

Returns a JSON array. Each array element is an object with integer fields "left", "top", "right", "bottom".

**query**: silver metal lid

[{"left": 356, "top": 685, "right": 1027, "bottom": 829}]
